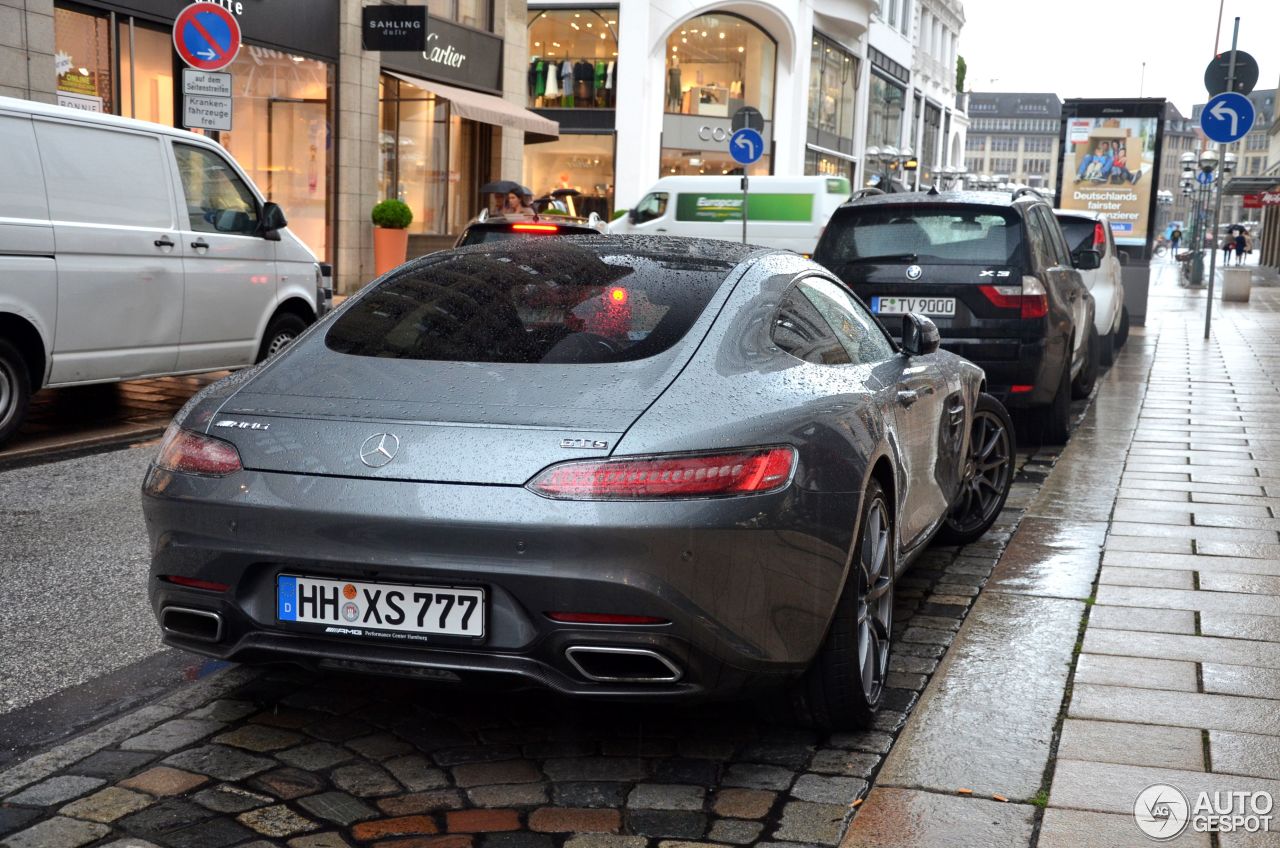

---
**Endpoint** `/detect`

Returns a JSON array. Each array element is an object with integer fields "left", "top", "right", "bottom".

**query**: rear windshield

[
  {"left": 1056, "top": 217, "right": 1099, "bottom": 254},
  {"left": 456, "top": 225, "right": 593, "bottom": 246},
  {"left": 820, "top": 206, "right": 1022, "bottom": 266},
  {"left": 325, "top": 245, "right": 732, "bottom": 364}
]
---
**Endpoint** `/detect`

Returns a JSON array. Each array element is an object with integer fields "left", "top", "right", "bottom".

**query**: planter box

[{"left": 1222, "top": 267, "right": 1251, "bottom": 302}]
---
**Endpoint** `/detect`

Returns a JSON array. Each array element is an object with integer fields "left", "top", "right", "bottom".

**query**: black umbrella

[
  {"left": 479, "top": 180, "right": 533, "bottom": 196},
  {"left": 551, "top": 188, "right": 581, "bottom": 198}
]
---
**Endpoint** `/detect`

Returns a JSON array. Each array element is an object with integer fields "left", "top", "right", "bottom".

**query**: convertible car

[{"left": 142, "top": 235, "right": 1014, "bottom": 729}]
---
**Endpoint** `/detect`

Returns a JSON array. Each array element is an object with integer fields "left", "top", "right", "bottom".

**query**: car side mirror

[
  {"left": 259, "top": 201, "right": 287, "bottom": 241},
  {"left": 1073, "top": 249, "right": 1101, "bottom": 271},
  {"left": 901, "top": 313, "right": 940, "bottom": 356}
]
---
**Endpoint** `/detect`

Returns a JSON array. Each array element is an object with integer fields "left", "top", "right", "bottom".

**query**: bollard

[{"left": 1222, "top": 267, "right": 1251, "bottom": 303}]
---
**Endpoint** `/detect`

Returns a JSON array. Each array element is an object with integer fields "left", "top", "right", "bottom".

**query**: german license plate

[
  {"left": 872, "top": 296, "right": 956, "bottom": 316},
  {"left": 277, "top": 575, "right": 484, "bottom": 637}
]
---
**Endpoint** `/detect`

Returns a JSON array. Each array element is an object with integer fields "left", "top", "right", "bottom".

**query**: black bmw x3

[{"left": 815, "top": 189, "right": 1100, "bottom": 443}]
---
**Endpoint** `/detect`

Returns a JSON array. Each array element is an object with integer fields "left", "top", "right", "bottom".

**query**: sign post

[
  {"left": 1200, "top": 18, "right": 1253, "bottom": 340},
  {"left": 729, "top": 125, "right": 764, "bottom": 243},
  {"left": 174, "top": 3, "right": 241, "bottom": 132}
]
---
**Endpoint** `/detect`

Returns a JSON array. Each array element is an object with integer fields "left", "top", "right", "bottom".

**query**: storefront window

[
  {"left": 867, "top": 71, "right": 905, "bottom": 149},
  {"left": 118, "top": 22, "right": 173, "bottom": 125},
  {"left": 220, "top": 48, "right": 334, "bottom": 262},
  {"left": 426, "top": 0, "right": 491, "bottom": 31},
  {"left": 54, "top": 6, "right": 113, "bottom": 113},
  {"left": 659, "top": 148, "right": 769, "bottom": 177},
  {"left": 380, "top": 75, "right": 492, "bottom": 236},
  {"left": 524, "top": 134, "right": 615, "bottom": 217},
  {"left": 527, "top": 9, "right": 618, "bottom": 109},
  {"left": 808, "top": 34, "right": 856, "bottom": 139},
  {"left": 806, "top": 149, "right": 854, "bottom": 180},
  {"left": 665, "top": 13, "right": 775, "bottom": 120}
]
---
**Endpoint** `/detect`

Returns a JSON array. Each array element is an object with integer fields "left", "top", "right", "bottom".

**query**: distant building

[
  {"left": 964, "top": 92, "right": 1061, "bottom": 190},
  {"left": 1159, "top": 102, "right": 1200, "bottom": 236}
]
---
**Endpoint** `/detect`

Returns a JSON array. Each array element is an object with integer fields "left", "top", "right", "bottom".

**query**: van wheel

[
  {"left": 1071, "top": 324, "right": 1099, "bottom": 399},
  {"left": 1099, "top": 331, "right": 1116, "bottom": 367},
  {"left": 1116, "top": 306, "right": 1130, "bottom": 348},
  {"left": 0, "top": 338, "right": 32, "bottom": 447},
  {"left": 257, "top": 313, "right": 308, "bottom": 363},
  {"left": 787, "top": 479, "right": 894, "bottom": 731}
]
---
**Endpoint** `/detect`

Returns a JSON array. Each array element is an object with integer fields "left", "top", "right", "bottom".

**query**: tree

[{"left": 956, "top": 55, "right": 967, "bottom": 92}]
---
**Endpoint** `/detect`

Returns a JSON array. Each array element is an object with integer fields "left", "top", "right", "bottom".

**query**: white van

[
  {"left": 0, "top": 96, "right": 329, "bottom": 445},
  {"left": 609, "top": 175, "right": 851, "bottom": 254}
]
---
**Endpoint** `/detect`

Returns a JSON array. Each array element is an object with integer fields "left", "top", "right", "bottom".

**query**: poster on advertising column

[{"left": 1060, "top": 115, "right": 1159, "bottom": 247}]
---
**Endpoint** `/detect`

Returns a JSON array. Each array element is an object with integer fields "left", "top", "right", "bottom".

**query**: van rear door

[{"left": 36, "top": 120, "right": 184, "bottom": 383}]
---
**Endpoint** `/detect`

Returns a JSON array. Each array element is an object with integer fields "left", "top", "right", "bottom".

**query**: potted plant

[{"left": 371, "top": 199, "right": 413, "bottom": 276}]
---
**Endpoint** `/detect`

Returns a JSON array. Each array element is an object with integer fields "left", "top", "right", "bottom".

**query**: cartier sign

[{"left": 380, "top": 14, "right": 502, "bottom": 93}]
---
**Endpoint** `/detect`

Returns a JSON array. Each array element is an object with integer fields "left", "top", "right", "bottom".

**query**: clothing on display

[{"left": 527, "top": 55, "right": 615, "bottom": 108}]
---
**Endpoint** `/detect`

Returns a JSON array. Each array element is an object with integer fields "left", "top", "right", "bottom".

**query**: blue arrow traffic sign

[
  {"left": 1200, "top": 91, "right": 1255, "bottom": 144},
  {"left": 729, "top": 127, "right": 764, "bottom": 166},
  {"left": 173, "top": 3, "right": 241, "bottom": 73},
  {"left": 1196, "top": 170, "right": 1215, "bottom": 186}
]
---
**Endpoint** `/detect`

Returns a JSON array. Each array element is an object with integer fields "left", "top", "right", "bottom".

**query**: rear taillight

[
  {"left": 512, "top": 223, "right": 559, "bottom": 233},
  {"left": 527, "top": 446, "right": 797, "bottom": 500},
  {"left": 1094, "top": 222, "right": 1106, "bottom": 249},
  {"left": 155, "top": 424, "right": 243, "bottom": 476},
  {"left": 163, "top": 575, "right": 231, "bottom": 592},
  {"left": 979, "top": 276, "right": 1048, "bottom": 319}
]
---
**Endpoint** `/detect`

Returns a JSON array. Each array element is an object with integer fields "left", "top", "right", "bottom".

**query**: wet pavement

[
  {"left": 843, "top": 261, "right": 1280, "bottom": 846},
  {"left": 0, "top": 373, "right": 223, "bottom": 468},
  {"left": 7, "top": 262, "right": 1280, "bottom": 846}
]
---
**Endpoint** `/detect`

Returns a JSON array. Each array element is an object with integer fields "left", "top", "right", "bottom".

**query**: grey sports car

[{"left": 142, "top": 235, "right": 1014, "bottom": 729}]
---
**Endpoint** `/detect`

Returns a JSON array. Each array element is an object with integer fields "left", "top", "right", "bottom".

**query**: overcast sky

[{"left": 957, "top": 0, "right": 1280, "bottom": 117}]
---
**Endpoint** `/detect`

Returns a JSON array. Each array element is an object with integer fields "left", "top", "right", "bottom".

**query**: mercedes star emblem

[
  {"left": 359, "top": 433, "right": 401, "bottom": 468},
  {"left": 906, "top": 264, "right": 923, "bottom": 280}
]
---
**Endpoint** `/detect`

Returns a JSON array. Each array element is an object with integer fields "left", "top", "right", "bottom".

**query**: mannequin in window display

[
  {"left": 573, "top": 58, "right": 594, "bottom": 106},
  {"left": 666, "top": 54, "right": 682, "bottom": 111}
]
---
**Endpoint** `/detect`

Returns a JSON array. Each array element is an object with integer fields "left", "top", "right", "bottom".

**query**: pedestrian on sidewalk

[
  {"left": 1234, "top": 229, "right": 1247, "bottom": 266},
  {"left": 1243, "top": 228, "right": 1253, "bottom": 264},
  {"left": 1223, "top": 235, "right": 1235, "bottom": 266},
  {"left": 1171, "top": 227, "right": 1182, "bottom": 256}
]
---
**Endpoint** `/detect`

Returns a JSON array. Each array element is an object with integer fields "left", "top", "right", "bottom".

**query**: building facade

[
  {"left": 1, "top": 0, "right": 551, "bottom": 293},
  {"left": 964, "top": 91, "right": 1061, "bottom": 190},
  {"left": 523, "top": 0, "right": 878, "bottom": 215},
  {"left": 907, "top": 0, "right": 964, "bottom": 185}
]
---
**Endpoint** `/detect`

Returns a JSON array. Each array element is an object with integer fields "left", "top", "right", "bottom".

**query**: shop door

[{"left": 267, "top": 98, "right": 330, "bottom": 260}]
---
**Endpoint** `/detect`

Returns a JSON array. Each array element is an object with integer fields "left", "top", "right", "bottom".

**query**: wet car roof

[
  {"left": 839, "top": 190, "right": 1045, "bottom": 211},
  {"left": 445, "top": 233, "right": 772, "bottom": 266}
]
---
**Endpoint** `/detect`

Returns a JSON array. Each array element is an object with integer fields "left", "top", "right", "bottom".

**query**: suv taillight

[
  {"left": 979, "top": 276, "right": 1048, "bottom": 320},
  {"left": 155, "top": 424, "right": 243, "bottom": 476},
  {"left": 527, "top": 447, "right": 796, "bottom": 500},
  {"left": 512, "top": 223, "right": 559, "bottom": 233}
]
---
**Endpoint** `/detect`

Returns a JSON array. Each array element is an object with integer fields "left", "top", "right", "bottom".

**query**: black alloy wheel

[
  {"left": 790, "top": 479, "right": 894, "bottom": 730},
  {"left": 937, "top": 393, "right": 1015, "bottom": 545}
]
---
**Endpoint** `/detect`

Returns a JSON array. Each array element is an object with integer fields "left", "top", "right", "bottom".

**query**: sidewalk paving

[{"left": 844, "top": 262, "right": 1280, "bottom": 847}]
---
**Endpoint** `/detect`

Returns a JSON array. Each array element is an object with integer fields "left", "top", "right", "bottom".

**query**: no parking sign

[{"left": 173, "top": 3, "right": 241, "bottom": 73}]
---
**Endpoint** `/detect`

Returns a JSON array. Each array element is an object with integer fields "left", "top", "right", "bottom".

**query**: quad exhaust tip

[
  {"left": 565, "top": 646, "right": 683, "bottom": 683},
  {"left": 161, "top": 606, "right": 223, "bottom": 643}
]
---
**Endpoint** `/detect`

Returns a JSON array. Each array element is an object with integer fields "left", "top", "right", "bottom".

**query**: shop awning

[{"left": 386, "top": 71, "right": 559, "bottom": 143}]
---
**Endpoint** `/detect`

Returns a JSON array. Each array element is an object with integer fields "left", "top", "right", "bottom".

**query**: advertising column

[{"left": 1058, "top": 99, "right": 1167, "bottom": 325}]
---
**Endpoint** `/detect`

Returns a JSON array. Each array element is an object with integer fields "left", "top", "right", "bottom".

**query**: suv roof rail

[
  {"left": 1011, "top": 187, "right": 1046, "bottom": 203},
  {"left": 850, "top": 188, "right": 886, "bottom": 200}
]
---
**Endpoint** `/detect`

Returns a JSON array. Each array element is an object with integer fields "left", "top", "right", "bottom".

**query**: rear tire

[
  {"left": 1026, "top": 353, "right": 1072, "bottom": 446},
  {"left": 256, "top": 313, "right": 309, "bottom": 363},
  {"left": 1116, "top": 306, "right": 1130, "bottom": 348},
  {"left": 935, "top": 394, "right": 1015, "bottom": 546},
  {"left": 0, "top": 338, "right": 32, "bottom": 447},
  {"left": 1071, "top": 324, "right": 1099, "bottom": 399},
  {"left": 788, "top": 479, "right": 894, "bottom": 731}
]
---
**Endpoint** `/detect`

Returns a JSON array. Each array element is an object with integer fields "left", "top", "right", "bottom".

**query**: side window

[
  {"left": 800, "top": 277, "right": 896, "bottom": 364},
  {"left": 35, "top": 122, "right": 172, "bottom": 228},
  {"left": 1023, "top": 208, "right": 1056, "bottom": 272},
  {"left": 174, "top": 143, "right": 260, "bottom": 236},
  {"left": 771, "top": 285, "right": 851, "bottom": 366},
  {"left": 632, "top": 192, "right": 668, "bottom": 224},
  {"left": 1037, "top": 207, "right": 1073, "bottom": 267}
]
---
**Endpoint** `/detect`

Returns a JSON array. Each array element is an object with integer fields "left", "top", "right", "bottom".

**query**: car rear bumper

[
  {"left": 142, "top": 466, "right": 858, "bottom": 699},
  {"left": 940, "top": 337, "right": 1059, "bottom": 407}
]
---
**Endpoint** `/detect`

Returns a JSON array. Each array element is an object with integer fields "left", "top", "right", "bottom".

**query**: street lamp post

[
  {"left": 1201, "top": 146, "right": 1225, "bottom": 337},
  {"left": 862, "top": 145, "right": 916, "bottom": 192}
]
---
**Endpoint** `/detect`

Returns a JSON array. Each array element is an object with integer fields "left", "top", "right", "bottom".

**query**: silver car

[{"left": 142, "top": 236, "right": 1014, "bottom": 729}]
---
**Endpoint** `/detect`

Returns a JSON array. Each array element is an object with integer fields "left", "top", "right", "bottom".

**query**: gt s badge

[
  {"left": 561, "top": 438, "right": 609, "bottom": 450},
  {"left": 214, "top": 419, "right": 271, "bottom": 430}
]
